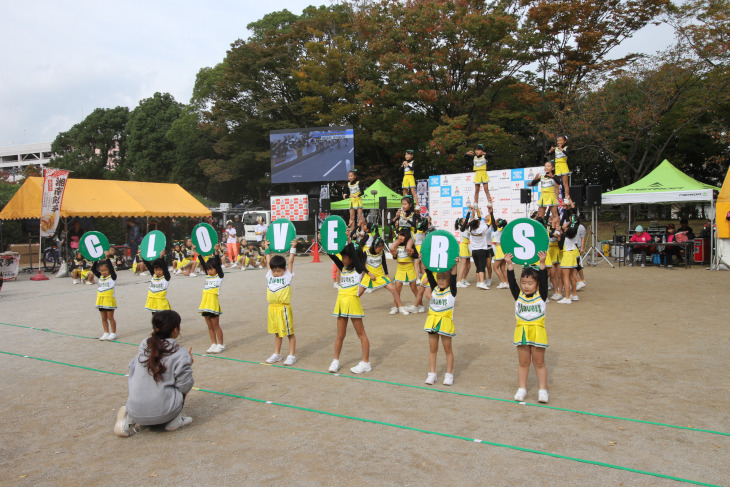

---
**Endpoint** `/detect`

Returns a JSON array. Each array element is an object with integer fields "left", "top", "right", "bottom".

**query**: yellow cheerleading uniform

[
  {"left": 145, "top": 275, "right": 170, "bottom": 312},
  {"left": 414, "top": 228, "right": 426, "bottom": 256},
  {"left": 360, "top": 249, "right": 391, "bottom": 290},
  {"left": 402, "top": 160, "right": 416, "bottom": 189},
  {"left": 492, "top": 230, "right": 505, "bottom": 261},
  {"left": 394, "top": 245, "right": 416, "bottom": 283},
  {"left": 198, "top": 273, "right": 223, "bottom": 315},
  {"left": 95, "top": 275, "right": 117, "bottom": 309},
  {"left": 459, "top": 232, "right": 471, "bottom": 258},
  {"left": 333, "top": 268, "right": 365, "bottom": 318},
  {"left": 348, "top": 180, "right": 362, "bottom": 209},
  {"left": 473, "top": 155, "right": 489, "bottom": 184},
  {"left": 419, "top": 272, "right": 431, "bottom": 288},
  {"left": 424, "top": 284, "right": 456, "bottom": 337},
  {"left": 547, "top": 240, "right": 561, "bottom": 267},
  {"left": 560, "top": 234, "right": 580, "bottom": 269},
  {"left": 514, "top": 291, "right": 548, "bottom": 348},
  {"left": 554, "top": 146, "right": 570, "bottom": 176},
  {"left": 537, "top": 175, "right": 559, "bottom": 207},
  {"left": 266, "top": 270, "right": 294, "bottom": 337}
]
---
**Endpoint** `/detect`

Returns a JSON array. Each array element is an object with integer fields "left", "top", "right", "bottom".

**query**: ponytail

[{"left": 141, "top": 310, "right": 181, "bottom": 383}]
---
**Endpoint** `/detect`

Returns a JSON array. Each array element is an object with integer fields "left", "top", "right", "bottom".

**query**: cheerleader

[
  {"left": 392, "top": 196, "right": 420, "bottom": 235},
  {"left": 465, "top": 143, "right": 493, "bottom": 206},
  {"left": 390, "top": 228, "right": 420, "bottom": 314},
  {"left": 557, "top": 211, "right": 580, "bottom": 304},
  {"left": 492, "top": 216, "right": 509, "bottom": 289},
  {"left": 197, "top": 252, "right": 225, "bottom": 353},
  {"left": 358, "top": 233, "right": 408, "bottom": 316},
  {"left": 176, "top": 239, "right": 198, "bottom": 277},
  {"left": 400, "top": 149, "right": 420, "bottom": 209},
  {"left": 467, "top": 209, "right": 493, "bottom": 290},
  {"left": 423, "top": 265, "right": 458, "bottom": 386},
  {"left": 529, "top": 160, "right": 561, "bottom": 222},
  {"left": 505, "top": 252, "right": 549, "bottom": 403},
  {"left": 170, "top": 243, "right": 184, "bottom": 272},
  {"left": 328, "top": 242, "right": 371, "bottom": 374},
  {"left": 263, "top": 238, "right": 298, "bottom": 366},
  {"left": 548, "top": 135, "right": 571, "bottom": 204},
  {"left": 91, "top": 253, "right": 117, "bottom": 341},
  {"left": 143, "top": 255, "right": 171, "bottom": 314},
  {"left": 455, "top": 214, "right": 471, "bottom": 288},
  {"left": 71, "top": 251, "right": 93, "bottom": 285},
  {"left": 132, "top": 249, "right": 148, "bottom": 276},
  {"left": 412, "top": 216, "right": 431, "bottom": 281},
  {"left": 343, "top": 170, "right": 364, "bottom": 226},
  {"left": 547, "top": 219, "right": 564, "bottom": 299}
]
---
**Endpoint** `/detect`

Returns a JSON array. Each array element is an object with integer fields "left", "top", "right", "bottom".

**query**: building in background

[{"left": 0, "top": 142, "right": 53, "bottom": 182}]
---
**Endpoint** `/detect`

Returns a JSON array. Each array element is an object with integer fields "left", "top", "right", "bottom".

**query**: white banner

[
  {"left": 40, "top": 168, "right": 70, "bottom": 237},
  {"left": 1, "top": 252, "right": 20, "bottom": 281},
  {"left": 271, "top": 194, "right": 309, "bottom": 222},
  {"left": 427, "top": 166, "right": 545, "bottom": 239}
]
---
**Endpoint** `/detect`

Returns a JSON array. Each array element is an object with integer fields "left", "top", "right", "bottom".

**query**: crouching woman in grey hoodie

[{"left": 114, "top": 310, "right": 194, "bottom": 437}]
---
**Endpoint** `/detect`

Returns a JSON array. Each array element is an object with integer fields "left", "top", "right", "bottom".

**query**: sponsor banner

[
  {"left": 271, "top": 194, "right": 309, "bottom": 222},
  {"left": 40, "top": 168, "right": 70, "bottom": 237},
  {"left": 1, "top": 252, "right": 20, "bottom": 281}
]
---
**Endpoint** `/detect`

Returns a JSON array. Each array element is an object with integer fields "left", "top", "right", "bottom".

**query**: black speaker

[
  {"left": 321, "top": 198, "right": 330, "bottom": 212},
  {"left": 569, "top": 185, "right": 584, "bottom": 206},
  {"left": 520, "top": 188, "right": 532, "bottom": 204},
  {"left": 585, "top": 185, "right": 602, "bottom": 207},
  {"left": 379, "top": 197, "right": 387, "bottom": 210}
]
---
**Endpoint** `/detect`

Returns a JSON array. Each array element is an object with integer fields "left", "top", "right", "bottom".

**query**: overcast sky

[{"left": 1, "top": 1, "right": 677, "bottom": 146}]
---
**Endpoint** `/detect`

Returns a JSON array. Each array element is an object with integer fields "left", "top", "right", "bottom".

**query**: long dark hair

[{"left": 141, "top": 310, "right": 181, "bottom": 383}]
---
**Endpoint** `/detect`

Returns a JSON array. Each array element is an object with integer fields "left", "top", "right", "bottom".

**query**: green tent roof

[
  {"left": 331, "top": 179, "right": 404, "bottom": 210},
  {"left": 602, "top": 160, "right": 717, "bottom": 204}
]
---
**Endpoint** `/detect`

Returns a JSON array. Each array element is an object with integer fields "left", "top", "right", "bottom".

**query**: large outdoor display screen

[{"left": 270, "top": 126, "right": 354, "bottom": 183}]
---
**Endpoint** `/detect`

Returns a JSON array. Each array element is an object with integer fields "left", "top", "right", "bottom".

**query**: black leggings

[{"left": 472, "top": 249, "right": 488, "bottom": 273}]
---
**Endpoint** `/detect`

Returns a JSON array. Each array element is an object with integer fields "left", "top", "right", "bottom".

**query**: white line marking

[
  {"left": 323, "top": 160, "right": 342, "bottom": 178},
  {"left": 349, "top": 148, "right": 354, "bottom": 153}
]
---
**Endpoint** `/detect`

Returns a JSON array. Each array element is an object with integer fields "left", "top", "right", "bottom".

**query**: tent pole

[
  {"left": 628, "top": 204, "right": 632, "bottom": 235},
  {"left": 710, "top": 198, "right": 716, "bottom": 270}
]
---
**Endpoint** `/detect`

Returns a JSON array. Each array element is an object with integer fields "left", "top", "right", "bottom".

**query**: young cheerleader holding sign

[
  {"left": 423, "top": 265, "right": 458, "bottom": 386},
  {"left": 505, "top": 251, "right": 550, "bottom": 403},
  {"left": 92, "top": 253, "right": 117, "bottom": 341},
  {"left": 114, "top": 310, "right": 194, "bottom": 437},
  {"left": 327, "top": 241, "right": 372, "bottom": 374},
  {"left": 143, "top": 254, "right": 171, "bottom": 314},
  {"left": 197, "top": 250, "right": 225, "bottom": 353}
]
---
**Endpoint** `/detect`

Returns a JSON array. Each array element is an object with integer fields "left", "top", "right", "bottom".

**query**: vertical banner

[
  {"left": 40, "top": 168, "right": 70, "bottom": 237},
  {"left": 1, "top": 253, "right": 21, "bottom": 281},
  {"left": 270, "top": 195, "right": 310, "bottom": 222},
  {"left": 416, "top": 179, "right": 429, "bottom": 216},
  {"left": 318, "top": 184, "right": 330, "bottom": 230}
]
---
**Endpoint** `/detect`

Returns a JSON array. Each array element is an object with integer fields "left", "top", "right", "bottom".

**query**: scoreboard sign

[{"left": 271, "top": 194, "right": 309, "bottom": 222}]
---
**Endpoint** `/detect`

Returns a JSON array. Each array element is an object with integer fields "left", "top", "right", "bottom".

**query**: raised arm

[
  {"left": 505, "top": 253, "right": 520, "bottom": 300},
  {"left": 328, "top": 252, "right": 344, "bottom": 271},
  {"left": 288, "top": 239, "right": 296, "bottom": 272},
  {"left": 459, "top": 212, "right": 471, "bottom": 232},
  {"left": 450, "top": 264, "right": 457, "bottom": 297},
  {"left": 90, "top": 260, "right": 101, "bottom": 278}
]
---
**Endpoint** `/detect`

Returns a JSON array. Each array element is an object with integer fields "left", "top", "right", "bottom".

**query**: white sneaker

[
  {"left": 99, "top": 332, "right": 110, "bottom": 341},
  {"left": 164, "top": 412, "right": 193, "bottom": 431},
  {"left": 206, "top": 344, "right": 218, "bottom": 354},
  {"left": 497, "top": 282, "right": 509, "bottom": 289},
  {"left": 557, "top": 297, "right": 572, "bottom": 304},
  {"left": 333, "top": 282, "right": 339, "bottom": 289},
  {"left": 114, "top": 406, "right": 139, "bottom": 437},
  {"left": 73, "top": 279, "right": 79, "bottom": 285},
  {"left": 405, "top": 305, "right": 417, "bottom": 313},
  {"left": 189, "top": 273, "right": 197, "bottom": 277},
  {"left": 328, "top": 359, "right": 340, "bottom": 373},
  {"left": 551, "top": 293, "right": 563, "bottom": 301},
  {"left": 443, "top": 373, "right": 454, "bottom": 386},
  {"left": 107, "top": 333, "right": 117, "bottom": 341},
  {"left": 456, "top": 281, "right": 467, "bottom": 288},
  {"left": 85, "top": 281, "right": 93, "bottom": 285},
  {"left": 350, "top": 361, "right": 372, "bottom": 374},
  {"left": 425, "top": 372, "right": 437, "bottom": 385},
  {"left": 548, "top": 282, "right": 553, "bottom": 290},
  {"left": 476, "top": 282, "right": 489, "bottom": 290},
  {"left": 538, "top": 389, "right": 549, "bottom": 403},
  {"left": 389, "top": 307, "right": 398, "bottom": 315},
  {"left": 398, "top": 307, "right": 409, "bottom": 315},
  {"left": 463, "top": 280, "right": 471, "bottom": 286},
  {"left": 514, "top": 388, "right": 527, "bottom": 401},
  {"left": 266, "top": 353, "right": 282, "bottom": 363},
  {"left": 283, "top": 355, "right": 296, "bottom": 366},
  {"left": 486, "top": 279, "right": 492, "bottom": 287},
  {"left": 576, "top": 281, "right": 586, "bottom": 290},
  {"left": 570, "top": 295, "right": 579, "bottom": 301},
  {"left": 417, "top": 305, "right": 426, "bottom": 313},
  {"left": 140, "top": 271, "right": 149, "bottom": 276},
  {"left": 168, "top": 266, "right": 173, "bottom": 272},
  {"left": 215, "top": 344, "right": 225, "bottom": 353},
  {"left": 641, "top": 264, "right": 645, "bottom": 268}
]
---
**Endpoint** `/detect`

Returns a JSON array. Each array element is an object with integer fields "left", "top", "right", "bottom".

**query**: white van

[{"left": 242, "top": 210, "right": 271, "bottom": 242}]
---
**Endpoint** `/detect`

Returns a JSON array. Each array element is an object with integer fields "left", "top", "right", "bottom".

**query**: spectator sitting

[
  {"left": 661, "top": 224, "right": 681, "bottom": 268},
  {"left": 677, "top": 218, "right": 695, "bottom": 241},
  {"left": 628, "top": 225, "right": 653, "bottom": 268},
  {"left": 698, "top": 222, "right": 712, "bottom": 238}
]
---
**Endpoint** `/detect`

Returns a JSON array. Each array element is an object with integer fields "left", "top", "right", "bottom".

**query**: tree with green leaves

[{"left": 50, "top": 107, "right": 129, "bottom": 179}]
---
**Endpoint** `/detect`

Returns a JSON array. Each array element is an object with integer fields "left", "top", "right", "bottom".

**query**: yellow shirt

[{"left": 266, "top": 270, "right": 293, "bottom": 305}]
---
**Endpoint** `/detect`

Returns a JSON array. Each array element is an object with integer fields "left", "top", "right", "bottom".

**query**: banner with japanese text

[{"left": 40, "top": 168, "right": 70, "bottom": 237}]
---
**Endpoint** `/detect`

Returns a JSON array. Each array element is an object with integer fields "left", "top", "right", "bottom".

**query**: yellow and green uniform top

[
  {"left": 540, "top": 174, "right": 557, "bottom": 194},
  {"left": 429, "top": 286, "right": 456, "bottom": 318},
  {"left": 515, "top": 291, "right": 546, "bottom": 328},
  {"left": 554, "top": 146, "right": 568, "bottom": 163},
  {"left": 403, "top": 160, "right": 414, "bottom": 176},
  {"left": 148, "top": 275, "right": 169, "bottom": 297},
  {"left": 364, "top": 248, "right": 386, "bottom": 276},
  {"left": 396, "top": 245, "right": 413, "bottom": 264},
  {"left": 266, "top": 270, "right": 293, "bottom": 305},
  {"left": 338, "top": 267, "right": 362, "bottom": 296},
  {"left": 97, "top": 275, "right": 116, "bottom": 297},
  {"left": 473, "top": 155, "right": 488, "bottom": 171},
  {"left": 347, "top": 180, "right": 362, "bottom": 199}
]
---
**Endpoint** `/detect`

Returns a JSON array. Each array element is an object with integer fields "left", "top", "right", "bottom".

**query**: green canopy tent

[{"left": 331, "top": 179, "right": 404, "bottom": 210}]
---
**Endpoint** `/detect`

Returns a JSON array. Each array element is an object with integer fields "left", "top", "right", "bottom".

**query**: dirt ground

[{"left": 0, "top": 257, "right": 728, "bottom": 487}]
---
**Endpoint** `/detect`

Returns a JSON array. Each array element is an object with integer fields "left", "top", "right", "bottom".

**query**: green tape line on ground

[
  {"left": 2, "top": 321, "right": 728, "bottom": 438},
  {"left": 0, "top": 349, "right": 722, "bottom": 487}
]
